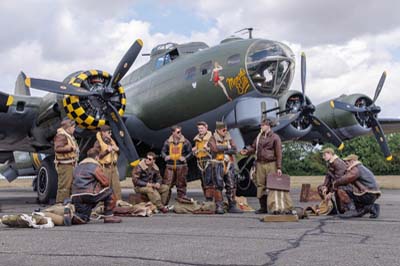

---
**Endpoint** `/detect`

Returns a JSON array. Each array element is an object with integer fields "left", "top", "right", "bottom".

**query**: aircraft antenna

[{"left": 235, "top": 27, "right": 254, "bottom": 39}]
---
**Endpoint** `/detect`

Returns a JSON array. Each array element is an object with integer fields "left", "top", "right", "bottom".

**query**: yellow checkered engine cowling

[{"left": 63, "top": 70, "right": 126, "bottom": 130}]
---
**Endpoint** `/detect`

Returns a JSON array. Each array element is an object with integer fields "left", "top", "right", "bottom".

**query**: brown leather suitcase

[{"left": 266, "top": 173, "right": 290, "bottom": 191}]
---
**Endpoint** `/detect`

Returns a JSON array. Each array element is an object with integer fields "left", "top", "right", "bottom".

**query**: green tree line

[{"left": 282, "top": 133, "right": 400, "bottom": 175}]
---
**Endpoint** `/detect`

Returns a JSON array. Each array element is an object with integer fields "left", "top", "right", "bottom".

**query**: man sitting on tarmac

[
  {"left": 334, "top": 154, "right": 381, "bottom": 219},
  {"left": 65, "top": 148, "right": 121, "bottom": 225},
  {"left": 132, "top": 152, "right": 169, "bottom": 213}
]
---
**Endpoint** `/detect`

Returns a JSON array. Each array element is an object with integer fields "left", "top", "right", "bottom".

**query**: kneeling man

[
  {"left": 334, "top": 154, "right": 381, "bottom": 219},
  {"left": 132, "top": 152, "right": 169, "bottom": 213},
  {"left": 70, "top": 148, "right": 121, "bottom": 224}
]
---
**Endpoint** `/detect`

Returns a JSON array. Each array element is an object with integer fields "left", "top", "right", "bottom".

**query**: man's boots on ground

[
  {"left": 227, "top": 201, "right": 244, "bottom": 213},
  {"left": 205, "top": 187, "right": 214, "bottom": 202},
  {"left": 369, "top": 203, "right": 380, "bottom": 219},
  {"left": 339, "top": 202, "right": 364, "bottom": 219},
  {"left": 255, "top": 195, "right": 268, "bottom": 214},
  {"left": 104, "top": 215, "right": 122, "bottom": 223},
  {"left": 214, "top": 190, "right": 224, "bottom": 214}
]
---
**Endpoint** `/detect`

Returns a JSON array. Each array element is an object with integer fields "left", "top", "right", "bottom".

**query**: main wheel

[{"left": 36, "top": 157, "right": 58, "bottom": 203}]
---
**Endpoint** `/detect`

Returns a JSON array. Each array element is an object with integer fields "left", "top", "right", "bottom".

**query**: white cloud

[{"left": 0, "top": 0, "right": 399, "bottom": 121}]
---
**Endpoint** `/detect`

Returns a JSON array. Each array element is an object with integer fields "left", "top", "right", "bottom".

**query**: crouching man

[
  {"left": 334, "top": 154, "right": 381, "bottom": 219},
  {"left": 69, "top": 148, "right": 121, "bottom": 224},
  {"left": 318, "top": 148, "right": 353, "bottom": 214},
  {"left": 132, "top": 152, "right": 169, "bottom": 213}
]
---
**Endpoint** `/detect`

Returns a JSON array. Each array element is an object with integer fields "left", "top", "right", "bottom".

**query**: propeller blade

[
  {"left": 310, "top": 115, "right": 344, "bottom": 151},
  {"left": 0, "top": 91, "right": 14, "bottom": 113},
  {"left": 372, "top": 71, "right": 386, "bottom": 104},
  {"left": 110, "top": 39, "right": 143, "bottom": 88},
  {"left": 330, "top": 100, "right": 367, "bottom": 113},
  {"left": 301, "top": 52, "right": 306, "bottom": 106},
  {"left": 26, "top": 77, "right": 96, "bottom": 97},
  {"left": 273, "top": 112, "right": 301, "bottom": 132},
  {"left": 105, "top": 102, "right": 140, "bottom": 167},
  {"left": 369, "top": 116, "right": 392, "bottom": 161}
]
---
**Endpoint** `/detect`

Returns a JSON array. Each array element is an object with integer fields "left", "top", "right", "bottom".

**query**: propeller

[
  {"left": 331, "top": 72, "right": 392, "bottom": 160},
  {"left": 25, "top": 39, "right": 144, "bottom": 166},
  {"left": 0, "top": 91, "right": 14, "bottom": 113},
  {"left": 273, "top": 53, "right": 345, "bottom": 150}
]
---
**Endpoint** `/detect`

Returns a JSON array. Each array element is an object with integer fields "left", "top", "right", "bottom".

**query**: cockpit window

[{"left": 227, "top": 54, "right": 240, "bottom": 65}]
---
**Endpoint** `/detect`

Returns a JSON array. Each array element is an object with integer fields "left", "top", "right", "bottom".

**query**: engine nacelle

[
  {"left": 62, "top": 70, "right": 126, "bottom": 130},
  {"left": 315, "top": 93, "right": 372, "bottom": 139},
  {"left": 276, "top": 90, "right": 312, "bottom": 140}
]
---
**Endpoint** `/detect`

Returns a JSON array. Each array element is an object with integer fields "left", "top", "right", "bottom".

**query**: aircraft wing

[
  {"left": 378, "top": 118, "right": 400, "bottom": 134},
  {"left": 0, "top": 90, "right": 58, "bottom": 153}
]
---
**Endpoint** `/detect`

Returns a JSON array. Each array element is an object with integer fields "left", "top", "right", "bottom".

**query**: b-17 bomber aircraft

[{"left": 0, "top": 30, "right": 399, "bottom": 202}]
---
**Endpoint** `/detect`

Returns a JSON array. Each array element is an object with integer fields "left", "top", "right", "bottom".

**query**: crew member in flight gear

[
  {"left": 334, "top": 154, "right": 381, "bottom": 219},
  {"left": 93, "top": 125, "right": 122, "bottom": 201},
  {"left": 240, "top": 119, "right": 282, "bottom": 214},
  {"left": 192, "top": 121, "right": 213, "bottom": 199},
  {"left": 132, "top": 152, "right": 169, "bottom": 213},
  {"left": 209, "top": 121, "right": 243, "bottom": 214},
  {"left": 54, "top": 118, "right": 79, "bottom": 204},
  {"left": 318, "top": 147, "right": 353, "bottom": 214},
  {"left": 161, "top": 125, "right": 192, "bottom": 205},
  {"left": 68, "top": 148, "right": 121, "bottom": 224}
]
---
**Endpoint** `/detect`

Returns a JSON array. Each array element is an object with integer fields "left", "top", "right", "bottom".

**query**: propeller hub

[{"left": 63, "top": 70, "right": 126, "bottom": 130}]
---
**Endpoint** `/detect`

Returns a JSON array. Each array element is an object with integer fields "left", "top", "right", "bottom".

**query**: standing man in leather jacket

[
  {"left": 54, "top": 118, "right": 79, "bottom": 204},
  {"left": 240, "top": 119, "right": 282, "bottom": 214},
  {"left": 209, "top": 121, "right": 243, "bottom": 214},
  {"left": 334, "top": 154, "right": 381, "bottom": 219},
  {"left": 93, "top": 125, "right": 122, "bottom": 201},
  {"left": 132, "top": 152, "right": 169, "bottom": 213},
  {"left": 161, "top": 125, "right": 192, "bottom": 205},
  {"left": 69, "top": 148, "right": 121, "bottom": 224}
]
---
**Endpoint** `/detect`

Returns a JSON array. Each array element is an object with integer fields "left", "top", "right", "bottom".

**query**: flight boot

[
  {"left": 339, "top": 202, "right": 364, "bottom": 219},
  {"left": 204, "top": 187, "right": 214, "bottom": 202},
  {"left": 369, "top": 203, "right": 380, "bottom": 219},
  {"left": 255, "top": 195, "right": 268, "bottom": 214},
  {"left": 227, "top": 201, "right": 244, "bottom": 214},
  {"left": 214, "top": 190, "right": 224, "bottom": 214},
  {"left": 104, "top": 215, "right": 122, "bottom": 223}
]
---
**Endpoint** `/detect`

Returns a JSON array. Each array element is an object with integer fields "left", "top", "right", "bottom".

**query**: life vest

[
  {"left": 55, "top": 128, "right": 79, "bottom": 162},
  {"left": 193, "top": 131, "right": 212, "bottom": 159},
  {"left": 167, "top": 135, "right": 186, "bottom": 169},
  {"left": 213, "top": 131, "right": 231, "bottom": 161},
  {"left": 96, "top": 132, "right": 118, "bottom": 165}
]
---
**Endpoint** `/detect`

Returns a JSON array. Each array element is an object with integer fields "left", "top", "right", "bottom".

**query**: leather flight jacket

[
  {"left": 94, "top": 132, "right": 119, "bottom": 165},
  {"left": 247, "top": 130, "right": 282, "bottom": 169},
  {"left": 161, "top": 135, "right": 192, "bottom": 167},
  {"left": 54, "top": 128, "right": 79, "bottom": 163},
  {"left": 72, "top": 158, "right": 110, "bottom": 195},
  {"left": 132, "top": 160, "right": 162, "bottom": 187}
]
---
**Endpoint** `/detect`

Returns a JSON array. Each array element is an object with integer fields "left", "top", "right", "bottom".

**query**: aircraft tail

[{"left": 14, "top": 71, "right": 30, "bottom": 96}]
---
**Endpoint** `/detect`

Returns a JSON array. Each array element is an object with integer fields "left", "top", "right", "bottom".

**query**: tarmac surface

[{"left": 0, "top": 188, "right": 400, "bottom": 266}]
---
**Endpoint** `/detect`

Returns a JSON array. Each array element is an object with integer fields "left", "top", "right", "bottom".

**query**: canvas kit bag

[{"left": 266, "top": 173, "right": 294, "bottom": 213}]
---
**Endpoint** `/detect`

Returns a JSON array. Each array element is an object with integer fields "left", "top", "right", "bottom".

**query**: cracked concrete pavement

[{"left": 0, "top": 188, "right": 399, "bottom": 266}]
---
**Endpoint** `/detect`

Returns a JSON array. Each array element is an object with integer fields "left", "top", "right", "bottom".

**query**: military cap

[
  {"left": 100, "top": 125, "right": 111, "bottom": 132},
  {"left": 343, "top": 154, "right": 359, "bottom": 161},
  {"left": 216, "top": 121, "right": 226, "bottom": 130},
  {"left": 321, "top": 147, "right": 335, "bottom": 155},
  {"left": 60, "top": 118, "right": 75, "bottom": 129},
  {"left": 261, "top": 118, "right": 272, "bottom": 126},
  {"left": 197, "top": 121, "right": 208, "bottom": 127}
]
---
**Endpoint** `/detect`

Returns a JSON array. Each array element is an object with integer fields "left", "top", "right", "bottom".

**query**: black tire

[
  {"left": 36, "top": 157, "right": 58, "bottom": 203},
  {"left": 236, "top": 158, "right": 257, "bottom": 197}
]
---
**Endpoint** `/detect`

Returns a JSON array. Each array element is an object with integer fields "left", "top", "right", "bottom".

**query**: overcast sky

[{"left": 0, "top": 0, "right": 399, "bottom": 117}]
